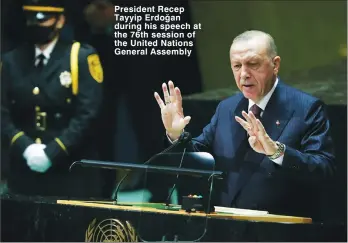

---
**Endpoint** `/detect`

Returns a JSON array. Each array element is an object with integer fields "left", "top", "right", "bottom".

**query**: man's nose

[{"left": 240, "top": 65, "right": 250, "bottom": 79}]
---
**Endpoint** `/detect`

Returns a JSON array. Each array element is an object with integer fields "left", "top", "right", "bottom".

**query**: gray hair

[{"left": 231, "top": 30, "right": 278, "bottom": 58}]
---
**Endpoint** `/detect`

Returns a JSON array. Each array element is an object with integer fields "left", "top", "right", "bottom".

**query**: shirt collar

[
  {"left": 35, "top": 37, "right": 59, "bottom": 60},
  {"left": 248, "top": 77, "right": 278, "bottom": 111}
]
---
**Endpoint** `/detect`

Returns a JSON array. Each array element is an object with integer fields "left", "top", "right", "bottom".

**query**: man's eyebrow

[{"left": 231, "top": 55, "right": 261, "bottom": 62}]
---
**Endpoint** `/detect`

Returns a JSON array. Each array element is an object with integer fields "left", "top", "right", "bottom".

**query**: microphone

[
  {"left": 165, "top": 147, "right": 186, "bottom": 207},
  {"left": 111, "top": 131, "right": 192, "bottom": 204},
  {"left": 145, "top": 131, "right": 191, "bottom": 165},
  {"left": 165, "top": 136, "right": 213, "bottom": 207},
  {"left": 164, "top": 132, "right": 193, "bottom": 206},
  {"left": 176, "top": 131, "right": 192, "bottom": 145}
]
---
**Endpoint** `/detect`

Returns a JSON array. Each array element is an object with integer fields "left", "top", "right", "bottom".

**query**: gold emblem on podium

[{"left": 85, "top": 218, "right": 137, "bottom": 242}]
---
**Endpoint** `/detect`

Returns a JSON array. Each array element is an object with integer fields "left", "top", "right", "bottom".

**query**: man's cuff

[
  {"left": 166, "top": 133, "right": 178, "bottom": 144},
  {"left": 271, "top": 154, "right": 284, "bottom": 165},
  {"left": 166, "top": 130, "right": 183, "bottom": 144},
  {"left": 10, "top": 131, "right": 34, "bottom": 154},
  {"left": 44, "top": 138, "right": 69, "bottom": 162},
  {"left": 270, "top": 146, "right": 286, "bottom": 165}
]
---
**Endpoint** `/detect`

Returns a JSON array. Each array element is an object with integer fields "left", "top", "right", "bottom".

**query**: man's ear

[{"left": 273, "top": 56, "right": 281, "bottom": 74}]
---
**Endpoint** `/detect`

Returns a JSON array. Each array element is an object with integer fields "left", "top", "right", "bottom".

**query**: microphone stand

[
  {"left": 111, "top": 132, "right": 192, "bottom": 205},
  {"left": 165, "top": 148, "right": 186, "bottom": 207}
]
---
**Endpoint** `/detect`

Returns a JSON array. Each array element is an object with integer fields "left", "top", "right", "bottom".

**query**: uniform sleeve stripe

[
  {"left": 55, "top": 138, "right": 68, "bottom": 154},
  {"left": 11, "top": 131, "right": 25, "bottom": 145}
]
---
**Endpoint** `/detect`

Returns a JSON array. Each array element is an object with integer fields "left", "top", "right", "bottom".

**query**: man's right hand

[{"left": 154, "top": 81, "right": 191, "bottom": 141}]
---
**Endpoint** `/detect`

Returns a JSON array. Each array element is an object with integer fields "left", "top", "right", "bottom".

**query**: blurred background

[{"left": 1, "top": 0, "right": 346, "bottom": 224}]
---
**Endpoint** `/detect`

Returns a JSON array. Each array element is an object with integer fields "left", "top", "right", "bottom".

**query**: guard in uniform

[{"left": 1, "top": 0, "right": 105, "bottom": 199}]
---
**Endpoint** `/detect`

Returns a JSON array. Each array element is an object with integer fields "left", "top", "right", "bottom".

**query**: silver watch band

[{"left": 268, "top": 142, "right": 285, "bottom": 160}]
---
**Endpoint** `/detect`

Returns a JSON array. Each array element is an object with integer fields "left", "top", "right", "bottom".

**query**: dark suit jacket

[{"left": 190, "top": 80, "right": 335, "bottom": 218}]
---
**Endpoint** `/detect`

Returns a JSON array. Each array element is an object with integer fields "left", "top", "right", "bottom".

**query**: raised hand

[
  {"left": 154, "top": 81, "right": 191, "bottom": 140},
  {"left": 235, "top": 111, "right": 278, "bottom": 155}
]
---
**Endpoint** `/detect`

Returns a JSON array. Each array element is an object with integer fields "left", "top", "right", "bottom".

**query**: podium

[
  {"left": 2, "top": 151, "right": 344, "bottom": 242},
  {"left": 2, "top": 193, "right": 346, "bottom": 242},
  {"left": 68, "top": 152, "right": 223, "bottom": 241},
  {"left": 70, "top": 152, "right": 223, "bottom": 213}
]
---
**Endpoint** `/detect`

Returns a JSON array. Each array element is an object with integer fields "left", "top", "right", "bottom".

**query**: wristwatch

[{"left": 267, "top": 141, "right": 285, "bottom": 160}]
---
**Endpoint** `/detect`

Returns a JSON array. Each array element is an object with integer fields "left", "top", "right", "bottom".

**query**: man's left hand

[{"left": 235, "top": 111, "right": 278, "bottom": 155}]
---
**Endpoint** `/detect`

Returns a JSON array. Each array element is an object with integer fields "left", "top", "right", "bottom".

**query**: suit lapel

[
  {"left": 14, "top": 44, "right": 37, "bottom": 86},
  {"left": 260, "top": 81, "right": 294, "bottom": 142},
  {"left": 38, "top": 40, "right": 70, "bottom": 97},
  {"left": 231, "top": 96, "right": 249, "bottom": 159},
  {"left": 229, "top": 81, "right": 294, "bottom": 203},
  {"left": 43, "top": 39, "right": 67, "bottom": 72}
]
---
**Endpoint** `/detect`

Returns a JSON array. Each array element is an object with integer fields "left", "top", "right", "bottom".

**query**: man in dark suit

[
  {"left": 1, "top": 0, "right": 105, "bottom": 198},
  {"left": 154, "top": 30, "right": 335, "bottom": 218}
]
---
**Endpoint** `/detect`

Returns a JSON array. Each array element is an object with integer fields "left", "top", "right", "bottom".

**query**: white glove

[
  {"left": 23, "top": 144, "right": 47, "bottom": 159},
  {"left": 23, "top": 144, "right": 52, "bottom": 173}
]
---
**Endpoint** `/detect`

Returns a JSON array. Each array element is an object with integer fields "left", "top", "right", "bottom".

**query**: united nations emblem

[
  {"left": 85, "top": 218, "right": 138, "bottom": 242},
  {"left": 59, "top": 71, "right": 72, "bottom": 88}
]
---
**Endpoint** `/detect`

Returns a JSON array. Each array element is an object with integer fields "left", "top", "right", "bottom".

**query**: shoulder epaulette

[{"left": 70, "top": 42, "right": 81, "bottom": 95}]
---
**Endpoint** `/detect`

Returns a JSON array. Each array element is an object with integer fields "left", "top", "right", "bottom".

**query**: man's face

[
  {"left": 230, "top": 37, "right": 280, "bottom": 103},
  {"left": 24, "top": 13, "right": 65, "bottom": 45}
]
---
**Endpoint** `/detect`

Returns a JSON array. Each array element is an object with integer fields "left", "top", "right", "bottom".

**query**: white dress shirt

[{"left": 34, "top": 37, "right": 58, "bottom": 66}]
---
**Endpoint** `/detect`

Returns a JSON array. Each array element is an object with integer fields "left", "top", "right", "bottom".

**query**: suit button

[
  {"left": 33, "top": 87, "right": 40, "bottom": 95},
  {"left": 66, "top": 98, "right": 71, "bottom": 104},
  {"left": 36, "top": 123, "right": 41, "bottom": 127},
  {"left": 11, "top": 100, "right": 16, "bottom": 104},
  {"left": 55, "top": 113, "right": 62, "bottom": 119}
]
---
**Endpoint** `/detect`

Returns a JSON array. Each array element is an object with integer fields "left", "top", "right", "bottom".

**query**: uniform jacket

[{"left": 1, "top": 38, "right": 104, "bottom": 173}]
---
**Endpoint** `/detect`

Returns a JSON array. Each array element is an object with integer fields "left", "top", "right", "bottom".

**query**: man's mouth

[{"left": 242, "top": 84, "right": 254, "bottom": 87}]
